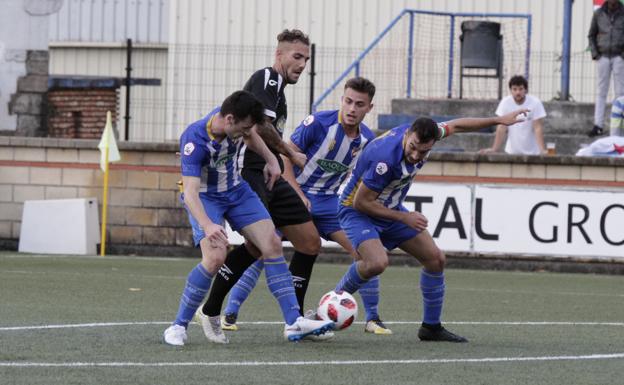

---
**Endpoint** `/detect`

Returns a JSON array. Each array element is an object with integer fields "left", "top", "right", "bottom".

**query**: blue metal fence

[{"left": 312, "top": 9, "right": 532, "bottom": 112}]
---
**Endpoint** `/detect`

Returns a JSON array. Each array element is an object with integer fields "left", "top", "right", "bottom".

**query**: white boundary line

[
  {"left": 1, "top": 320, "right": 624, "bottom": 332},
  {"left": 1, "top": 353, "right": 623, "bottom": 367}
]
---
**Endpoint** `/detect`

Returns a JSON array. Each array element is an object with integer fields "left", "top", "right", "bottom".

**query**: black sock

[
  {"left": 202, "top": 244, "right": 257, "bottom": 316},
  {"left": 288, "top": 251, "right": 318, "bottom": 313}
]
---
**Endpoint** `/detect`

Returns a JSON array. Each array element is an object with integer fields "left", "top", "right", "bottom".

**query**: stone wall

[
  {"left": 7, "top": 51, "right": 49, "bottom": 136},
  {"left": 1, "top": 137, "right": 623, "bottom": 254}
]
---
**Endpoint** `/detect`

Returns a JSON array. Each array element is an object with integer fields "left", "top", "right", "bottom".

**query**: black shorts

[{"left": 241, "top": 169, "right": 312, "bottom": 228}]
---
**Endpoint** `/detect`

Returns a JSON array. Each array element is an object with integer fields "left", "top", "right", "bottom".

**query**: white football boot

[
  {"left": 284, "top": 316, "right": 334, "bottom": 342},
  {"left": 198, "top": 310, "right": 229, "bottom": 344},
  {"left": 163, "top": 324, "right": 188, "bottom": 346}
]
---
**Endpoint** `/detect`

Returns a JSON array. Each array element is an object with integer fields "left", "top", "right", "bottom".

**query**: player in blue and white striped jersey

[
  {"left": 335, "top": 108, "right": 528, "bottom": 343},
  {"left": 163, "top": 91, "right": 333, "bottom": 346},
  {"left": 221, "top": 78, "right": 393, "bottom": 336}
]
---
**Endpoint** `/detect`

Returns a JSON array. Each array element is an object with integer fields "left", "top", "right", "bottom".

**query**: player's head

[
  {"left": 404, "top": 117, "right": 437, "bottom": 164},
  {"left": 508, "top": 75, "right": 528, "bottom": 104},
  {"left": 274, "top": 29, "right": 311, "bottom": 84},
  {"left": 220, "top": 90, "right": 264, "bottom": 139},
  {"left": 340, "top": 77, "right": 375, "bottom": 128}
]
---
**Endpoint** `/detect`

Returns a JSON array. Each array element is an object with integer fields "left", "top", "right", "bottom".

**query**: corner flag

[
  {"left": 97, "top": 111, "right": 121, "bottom": 256},
  {"left": 97, "top": 111, "right": 121, "bottom": 171}
]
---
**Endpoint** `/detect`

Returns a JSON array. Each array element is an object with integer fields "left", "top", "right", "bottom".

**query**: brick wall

[
  {"left": 1, "top": 137, "right": 623, "bottom": 253},
  {"left": 47, "top": 89, "right": 118, "bottom": 139}
]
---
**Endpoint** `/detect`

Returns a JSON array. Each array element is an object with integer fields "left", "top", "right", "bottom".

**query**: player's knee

[
  {"left": 366, "top": 258, "right": 388, "bottom": 276},
  {"left": 297, "top": 236, "right": 321, "bottom": 255},
  {"left": 261, "top": 234, "right": 283, "bottom": 257},
  {"left": 426, "top": 249, "right": 446, "bottom": 273}
]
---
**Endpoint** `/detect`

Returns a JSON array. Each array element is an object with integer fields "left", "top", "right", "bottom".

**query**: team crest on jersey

[
  {"left": 183, "top": 142, "right": 195, "bottom": 155},
  {"left": 328, "top": 139, "right": 336, "bottom": 151},
  {"left": 351, "top": 146, "right": 361, "bottom": 157},
  {"left": 303, "top": 115, "right": 315, "bottom": 126},
  {"left": 375, "top": 162, "right": 388, "bottom": 175},
  {"left": 316, "top": 158, "right": 349, "bottom": 174},
  {"left": 214, "top": 153, "right": 235, "bottom": 167}
]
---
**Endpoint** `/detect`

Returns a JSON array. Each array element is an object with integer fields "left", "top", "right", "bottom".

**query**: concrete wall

[
  {"left": 0, "top": 0, "right": 61, "bottom": 131},
  {"left": 1, "top": 137, "right": 623, "bottom": 255},
  {"left": 389, "top": 98, "right": 608, "bottom": 155},
  {"left": 0, "top": 137, "right": 192, "bottom": 250}
]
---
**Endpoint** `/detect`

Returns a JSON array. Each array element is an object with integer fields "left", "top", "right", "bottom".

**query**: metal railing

[{"left": 312, "top": 9, "right": 532, "bottom": 112}]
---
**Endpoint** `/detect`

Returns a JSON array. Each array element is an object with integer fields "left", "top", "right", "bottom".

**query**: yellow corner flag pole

[
  {"left": 101, "top": 143, "right": 110, "bottom": 256},
  {"left": 97, "top": 111, "right": 121, "bottom": 256}
]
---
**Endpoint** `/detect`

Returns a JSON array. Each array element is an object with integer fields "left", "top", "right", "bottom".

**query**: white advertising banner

[
  {"left": 473, "top": 185, "right": 624, "bottom": 258},
  {"left": 225, "top": 183, "right": 624, "bottom": 260}
]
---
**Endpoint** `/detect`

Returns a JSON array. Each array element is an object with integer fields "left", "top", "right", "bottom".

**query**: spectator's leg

[{"left": 595, "top": 56, "right": 612, "bottom": 128}]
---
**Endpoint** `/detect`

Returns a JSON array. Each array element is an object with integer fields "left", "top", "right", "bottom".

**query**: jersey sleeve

[
  {"left": 180, "top": 135, "right": 207, "bottom": 177},
  {"left": 290, "top": 114, "right": 320, "bottom": 152},
  {"left": 360, "top": 157, "right": 395, "bottom": 193},
  {"left": 244, "top": 69, "right": 280, "bottom": 120}
]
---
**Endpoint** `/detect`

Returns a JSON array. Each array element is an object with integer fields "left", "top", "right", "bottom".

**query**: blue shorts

[
  {"left": 338, "top": 205, "right": 420, "bottom": 251},
  {"left": 306, "top": 192, "right": 342, "bottom": 241},
  {"left": 184, "top": 182, "right": 271, "bottom": 246}
]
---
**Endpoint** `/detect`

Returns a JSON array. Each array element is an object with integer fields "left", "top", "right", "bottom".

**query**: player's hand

[
  {"left": 498, "top": 109, "right": 530, "bottom": 126},
  {"left": 290, "top": 151, "right": 307, "bottom": 169},
  {"left": 402, "top": 211, "right": 428, "bottom": 231},
  {"left": 202, "top": 222, "right": 229, "bottom": 249},
  {"left": 263, "top": 161, "right": 281, "bottom": 191}
]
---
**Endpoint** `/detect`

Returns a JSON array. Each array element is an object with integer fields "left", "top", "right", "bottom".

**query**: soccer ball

[{"left": 316, "top": 290, "right": 358, "bottom": 330}]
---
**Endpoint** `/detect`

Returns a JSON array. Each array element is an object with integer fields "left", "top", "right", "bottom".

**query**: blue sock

[
  {"left": 335, "top": 262, "right": 368, "bottom": 294},
  {"left": 420, "top": 269, "right": 445, "bottom": 325},
  {"left": 264, "top": 256, "right": 300, "bottom": 325},
  {"left": 174, "top": 263, "right": 212, "bottom": 328},
  {"left": 359, "top": 275, "right": 380, "bottom": 322},
  {"left": 224, "top": 259, "right": 264, "bottom": 316}
]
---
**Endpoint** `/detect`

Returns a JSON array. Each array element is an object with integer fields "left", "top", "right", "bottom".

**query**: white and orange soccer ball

[{"left": 316, "top": 290, "right": 358, "bottom": 330}]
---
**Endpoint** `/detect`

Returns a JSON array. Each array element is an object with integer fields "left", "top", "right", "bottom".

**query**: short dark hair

[
  {"left": 220, "top": 90, "right": 264, "bottom": 125},
  {"left": 509, "top": 75, "right": 528, "bottom": 90},
  {"left": 277, "top": 29, "right": 310, "bottom": 46},
  {"left": 408, "top": 117, "right": 439, "bottom": 143},
  {"left": 344, "top": 77, "right": 376, "bottom": 100}
]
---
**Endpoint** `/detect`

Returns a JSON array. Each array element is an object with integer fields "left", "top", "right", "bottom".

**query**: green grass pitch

[{"left": 1, "top": 251, "right": 623, "bottom": 385}]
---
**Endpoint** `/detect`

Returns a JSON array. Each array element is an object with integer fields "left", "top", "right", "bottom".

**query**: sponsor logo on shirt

[
  {"left": 214, "top": 153, "right": 235, "bottom": 167},
  {"left": 268, "top": 79, "right": 277, "bottom": 87},
  {"left": 183, "top": 142, "right": 195, "bottom": 155},
  {"left": 316, "top": 158, "right": 349, "bottom": 174},
  {"left": 398, "top": 175, "right": 413, "bottom": 187}
]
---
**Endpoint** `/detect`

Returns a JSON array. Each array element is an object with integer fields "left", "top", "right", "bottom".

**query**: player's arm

[
  {"left": 532, "top": 118, "right": 547, "bottom": 154},
  {"left": 182, "top": 176, "right": 228, "bottom": 247},
  {"left": 353, "top": 183, "right": 428, "bottom": 231},
  {"left": 255, "top": 118, "right": 307, "bottom": 168},
  {"left": 242, "top": 127, "right": 281, "bottom": 190},
  {"left": 441, "top": 109, "right": 529, "bottom": 138},
  {"left": 281, "top": 142, "right": 310, "bottom": 210}
]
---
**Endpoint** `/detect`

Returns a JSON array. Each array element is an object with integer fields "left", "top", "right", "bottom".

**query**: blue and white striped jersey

[
  {"left": 340, "top": 124, "right": 439, "bottom": 210},
  {"left": 290, "top": 110, "right": 375, "bottom": 195},
  {"left": 179, "top": 108, "right": 243, "bottom": 194}
]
